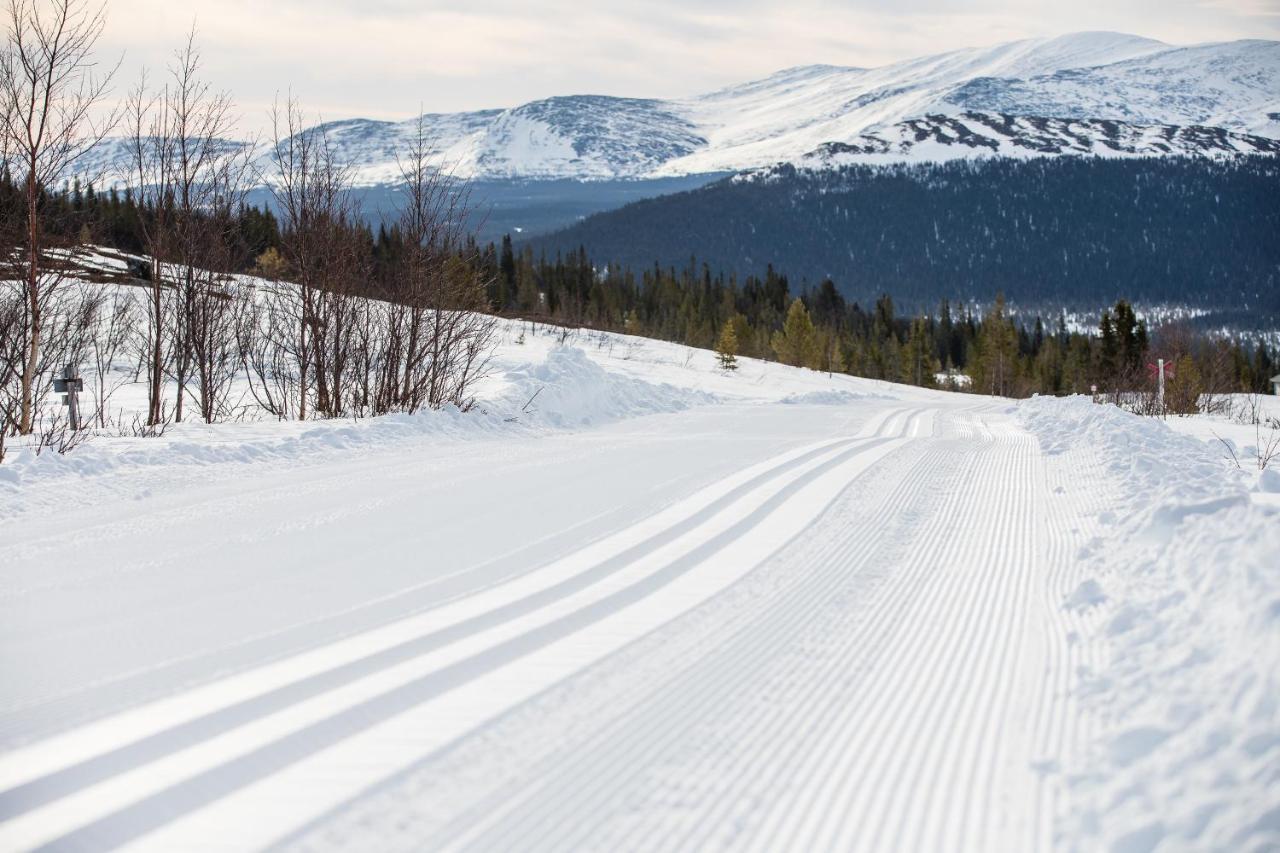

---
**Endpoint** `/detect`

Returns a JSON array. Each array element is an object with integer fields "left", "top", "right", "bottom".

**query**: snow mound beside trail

[
  {"left": 0, "top": 348, "right": 710, "bottom": 511},
  {"left": 778, "top": 389, "right": 884, "bottom": 406},
  {"left": 1019, "top": 395, "right": 1279, "bottom": 853},
  {"left": 0, "top": 402, "right": 515, "bottom": 503},
  {"left": 494, "top": 346, "right": 713, "bottom": 428},
  {"left": 1021, "top": 394, "right": 1236, "bottom": 506}
]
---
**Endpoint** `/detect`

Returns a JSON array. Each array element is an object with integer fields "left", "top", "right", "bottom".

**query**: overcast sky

[{"left": 99, "top": 0, "right": 1278, "bottom": 133}]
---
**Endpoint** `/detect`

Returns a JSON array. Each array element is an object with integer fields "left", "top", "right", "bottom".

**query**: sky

[{"left": 98, "top": 0, "right": 1278, "bottom": 133}]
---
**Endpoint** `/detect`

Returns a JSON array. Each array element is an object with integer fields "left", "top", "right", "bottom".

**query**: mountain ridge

[{"left": 71, "top": 32, "right": 1279, "bottom": 187}]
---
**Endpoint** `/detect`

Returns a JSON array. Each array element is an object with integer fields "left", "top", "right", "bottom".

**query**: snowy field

[{"left": 1, "top": 313, "right": 1278, "bottom": 852}]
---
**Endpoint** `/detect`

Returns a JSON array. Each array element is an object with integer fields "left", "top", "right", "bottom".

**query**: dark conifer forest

[
  {"left": 529, "top": 155, "right": 1280, "bottom": 319},
  {"left": 6, "top": 158, "right": 1275, "bottom": 404}
]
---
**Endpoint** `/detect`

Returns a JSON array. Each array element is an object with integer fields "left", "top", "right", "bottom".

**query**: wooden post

[
  {"left": 53, "top": 364, "right": 84, "bottom": 431},
  {"left": 1157, "top": 358, "right": 1166, "bottom": 414}
]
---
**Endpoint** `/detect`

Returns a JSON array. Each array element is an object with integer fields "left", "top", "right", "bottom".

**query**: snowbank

[
  {"left": 0, "top": 347, "right": 711, "bottom": 515},
  {"left": 778, "top": 389, "right": 883, "bottom": 406},
  {"left": 1019, "top": 396, "right": 1279, "bottom": 852},
  {"left": 490, "top": 346, "right": 712, "bottom": 428}
]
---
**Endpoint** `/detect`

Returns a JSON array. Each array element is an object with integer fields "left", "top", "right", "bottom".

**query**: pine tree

[
  {"left": 1165, "top": 355, "right": 1203, "bottom": 415},
  {"left": 716, "top": 321, "right": 739, "bottom": 371},
  {"left": 516, "top": 247, "right": 540, "bottom": 313},
  {"left": 772, "top": 298, "right": 818, "bottom": 368},
  {"left": 902, "top": 317, "right": 936, "bottom": 387},
  {"left": 623, "top": 309, "right": 643, "bottom": 337},
  {"left": 828, "top": 338, "right": 846, "bottom": 375},
  {"left": 1098, "top": 308, "right": 1118, "bottom": 388},
  {"left": 975, "top": 294, "right": 1017, "bottom": 396},
  {"left": 498, "top": 234, "right": 516, "bottom": 308}
]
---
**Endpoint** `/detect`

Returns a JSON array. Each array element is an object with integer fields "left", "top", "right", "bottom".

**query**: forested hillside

[{"left": 531, "top": 155, "right": 1280, "bottom": 318}]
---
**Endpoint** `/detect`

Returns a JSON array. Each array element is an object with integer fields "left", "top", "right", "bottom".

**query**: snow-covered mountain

[
  {"left": 782, "top": 112, "right": 1280, "bottom": 170},
  {"left": 76, "top": 32, "right": 1279, "bottom": 186}
]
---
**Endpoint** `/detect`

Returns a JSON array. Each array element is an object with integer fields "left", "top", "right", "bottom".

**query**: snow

[
  {"left": 1017, "top": 396, "right": 1279, "bottom": 852},
  {"left": 72, "top": 32, "right": 1280, "bottom": 186},
  {"left": 1, "top": 294, "right": 1276, "bottom": 850}
]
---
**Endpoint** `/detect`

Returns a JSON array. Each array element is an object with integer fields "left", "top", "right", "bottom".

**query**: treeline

[
  {"left": 528, "top": 154, "right": 1280, "bottom": 319},
  {"left": 464, "top": 245, "right": 1277, "bottom": 404},
  {"left": 12, "top": 169, "right": 1276, "bottom": 418},
  {"left": 0, "top": 173, "right": 283, "bottom": 267}
]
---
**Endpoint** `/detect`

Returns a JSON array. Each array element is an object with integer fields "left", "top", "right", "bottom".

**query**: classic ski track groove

[
  {"left": 444, "top": 410, "right": 958, "bottom": 852},
  {"left": 433, "top": 405, "right": 1067, "bottom": 853},
  {"left": 0, "top": 407, "right": 924, "bottom": 852}
]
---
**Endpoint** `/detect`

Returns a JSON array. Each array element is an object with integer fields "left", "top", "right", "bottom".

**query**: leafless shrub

[
  {"left": 125, "top": 29, "right": 252, "bottom": 425},
  {"left": 31, "top": 407, "right": 90, "bottom": 455},
  {"left": 268, "top": 93, "right": 367, "bottom": 420},
  {"left": 114, "top": 400, "right": 171, "bottom": 438},
  {"left": 1198, "top": 340, "right": 1235, "bottom": 416},
  {"left": 369, "top": 114, "right": 497, "bottom": 414},
  {"left": 1256, "top": 420, "right": 1280, "bottom": 471},
  {"left": 238, "top": 283, "right": 301, "bottom": 420},
  {"left": 82, "top": 281, "right": 135, "bottom": 427}
]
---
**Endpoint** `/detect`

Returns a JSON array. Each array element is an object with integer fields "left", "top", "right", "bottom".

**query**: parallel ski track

[
  {"left": 435, "top": 408, "right": 962, "bottom": 851},
  {"left": 0, "top": 406, "right": 928, "bottom": 852},
  {"left": 439, "top": 405, "right": 1063, "bottom": 853},
  {"left": 762, "top": 412, "right": 1040, "bottom": 853}
]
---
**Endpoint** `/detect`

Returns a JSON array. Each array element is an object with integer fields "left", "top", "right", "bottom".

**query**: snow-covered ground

[{"left": 1, "top": 320, "right": 1276, "bottom": 852}]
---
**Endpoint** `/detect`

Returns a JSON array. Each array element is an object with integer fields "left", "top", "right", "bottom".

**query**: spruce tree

[
  {"left": 716, "top": 321, "right": 739, "bottom": 371},
  {"left": 975, "top": 294, "right": 1017, "bottom": 396},
  {"left": 828, "top": 338, "right": 846, "bottom": 375},
  {"left": 902, "top": 318, "right": 936, "bottom": 387},
  {"left": 772, "top": 298, "right": 818, "bottom": 368},
  {"left": 499, "top": 235, "right": 516, "bottom": 308}
]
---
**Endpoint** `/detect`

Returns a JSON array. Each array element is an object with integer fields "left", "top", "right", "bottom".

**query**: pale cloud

[{"left": 97, "top": 0, "right": 1279, "bottom": 134}]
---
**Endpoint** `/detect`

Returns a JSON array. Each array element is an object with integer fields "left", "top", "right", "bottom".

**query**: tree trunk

[
  {"left": 149, "top": 271, "right": 163, "bottom": 426},
  {"left": 18, "top": 171, "right": 40, "bottom": 435}
]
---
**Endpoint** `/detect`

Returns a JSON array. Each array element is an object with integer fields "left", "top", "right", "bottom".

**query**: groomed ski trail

[
  {"left": 413, "top": 407, "right": 1068, "bottom": 853},
  {"left": 0, "top": 406, "right": 949, "bottom": 851}
]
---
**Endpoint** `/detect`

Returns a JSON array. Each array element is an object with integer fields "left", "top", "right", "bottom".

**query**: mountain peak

[{"left": 73, "top": 34, "right": 1279, "bottom": 186}]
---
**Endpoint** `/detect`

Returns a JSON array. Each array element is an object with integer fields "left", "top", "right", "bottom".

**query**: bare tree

[
  {"left": 0, "top": 0, "right": 117, "bottom": 434},
  {"left": 238, "top": 279, "right": 301, "bottom": 420},
  {"left": 383, "top": 112, "right": 495, "bottom": 413},
  {"left": 81, "top": 278, "right": 132, "bottom": 427},
  {"left": 267, "top": 94, "right": 363, "bottom": 420},
  {"left": 124, "top": 68, "right": 173, "bottom": 426},
  {"left": 163, "top": 30, "right": 250, "bottom": 423}
]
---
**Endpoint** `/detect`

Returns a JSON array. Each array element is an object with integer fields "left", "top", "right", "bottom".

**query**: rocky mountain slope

[{"left": 75, "top": 32, "right": 1279, "bottom": 187}]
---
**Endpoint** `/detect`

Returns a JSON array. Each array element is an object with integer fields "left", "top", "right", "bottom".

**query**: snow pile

[
  {"left": 0, "top": 403, "right": 509, "bottom": 504},
  {"left": 492, "top": 346, "right": 712, "bottom": 428},
  {"left": 0, "top": 347, "right": 711, "bottom": 515},
  {"left": 779, "top": 389, "right": 878, "bottom": 405},
  {"left": 1019, "top": 396, "right": 1279, "bottom": 852}
]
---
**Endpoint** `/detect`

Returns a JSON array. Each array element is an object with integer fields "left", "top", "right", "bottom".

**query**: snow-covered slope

[
  {"left": 785, "top": 112, "right": 1280, "bottom": 169},
  {"left": 2, "top": 299, "right": 1276, "bottom": 850},
  {"left": 76, "top": 32, "right": 1280, "bottom": 186},
  {"left": 659, "top": 31, "right": 1181, "bottom": 175}
]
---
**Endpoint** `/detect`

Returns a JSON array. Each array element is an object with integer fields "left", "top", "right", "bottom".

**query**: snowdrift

[
  {"left": 491, "top": 346, "right": 712, "bottom": 429},
  {"left": 0, "top": 346, "right": 712, "bottom": 515},
  {"left": 1019, "top": 396, "right": 1279, "bottom": 852}
]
